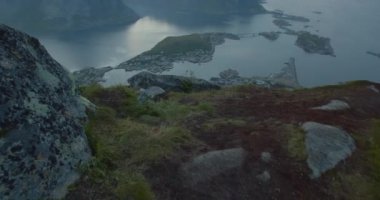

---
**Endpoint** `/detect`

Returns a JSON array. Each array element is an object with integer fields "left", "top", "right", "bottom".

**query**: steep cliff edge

[{"left": 0, "top": 24, "right": 91, "bottom": 199}]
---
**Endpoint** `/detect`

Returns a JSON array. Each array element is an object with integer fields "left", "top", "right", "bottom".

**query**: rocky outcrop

[
  {"left": 312, "top": 100, "right": 350, "bottom": 111},
  {"left": 302, "top": 122, "right": 356, "bottom": 178},
  {"left": 73, "top": 66, "right": 113, "bottom": 86},
  {"left": 295, "top": 31, "right": 335, "bottom": 56},
  {"left": 128, "top": 72, "right": 220, "bottom": 92},
  {"left": 211, "top": 58, "right": 301, "bottom": 89},
  {"left": 0, "top": 24, "right": 91, "bottom": 199},
  {"left": 0, "top": 0, "right": 139, "bottom": 32},
  {"left": 268, "top": 57, "right": 300, "bottom": 88}
]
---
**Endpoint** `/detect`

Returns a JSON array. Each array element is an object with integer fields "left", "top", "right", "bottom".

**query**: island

[
  {"left": 259, "top": 31, "right": 281, "bottom": 41},
  {"left": 210, "top": 57, "right": 301, "bottom": 89},
  {"left": 295, "top": 31, "right": 335, "bottom": 56},
  {"left": 116, "top": 33, "right": 240, "bottom": 73},
  {"left": 271, "top": 10, "right": 310, "bottom": 22},
  {"left": 367, "top": 51, "right": 380, "bottom": 59}
]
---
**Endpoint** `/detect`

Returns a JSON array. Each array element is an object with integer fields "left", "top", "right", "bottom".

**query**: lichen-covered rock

[
  {"left": 302, "top": 122, "right": 356, "bottom": 178},
  {"left": 267, "top": 57, "right": 301, "bottom": 88},
  {"left": 0, "top": 24, "right": 91, "bottom": 199}
]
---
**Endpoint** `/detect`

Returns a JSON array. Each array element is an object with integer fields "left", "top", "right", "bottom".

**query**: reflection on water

[{"left": 37, "top": 0, "right": 380, "bottom": 87}]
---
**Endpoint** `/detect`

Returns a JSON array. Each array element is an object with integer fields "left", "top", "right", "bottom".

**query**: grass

[
  {"left": 0, "top": 128, "right": 8, "bottom": 138},
  {"left": 71, "top": 84, "right": 207, "bottom": 199},
  {"left": 298, "top": 80, "right": 373, "bottom": 92},
  {"left": 330, "top": 172, "right": 375, "bottom": 200},
  {"left": 202, "top": 118, "right": 247, "bottom": 131},
  {"left": 148, "top": 34, "right": 212, "bottom": 55},
  {"left": 366, "top": 119, "right": 380, "bottom": 198},
  {"left": 329, "top": 119, "right": 380, "bottom": 200},
  {"left": 285, "top": 125, "right": 307, "bottom": 161},
  {"left": 79, "top": 84, "right": 158, "bottom": 118}
]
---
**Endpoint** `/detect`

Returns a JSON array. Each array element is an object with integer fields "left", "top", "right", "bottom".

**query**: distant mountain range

[
  {"left": 0, "top": 0, "right": 265, "bottom": 32},
  {"left": 124, "top": 0, "right": 265, "bottom": 16},
  {"left": 0, "top": 0, "right": 139, "bottom": 32}
]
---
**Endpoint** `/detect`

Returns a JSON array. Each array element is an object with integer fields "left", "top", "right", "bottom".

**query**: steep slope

[
  {"left": 67, "top": 80, "right": 380, "bottom": 200},
  {"left": 0, "top": 24, "right": 91, "bottom": 199},
  {"left": 0, "top": 0, "right": 139, "bottom": 32}
]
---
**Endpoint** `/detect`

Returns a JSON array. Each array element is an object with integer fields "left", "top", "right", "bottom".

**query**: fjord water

[{"left": 39, "top": 0, "right": 380, "bottom": 87}]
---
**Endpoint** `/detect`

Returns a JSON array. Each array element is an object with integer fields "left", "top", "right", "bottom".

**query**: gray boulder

[
  {"left": 0, "top": 24, "right": 91, "bottom": 199},
  {"left": 128, "top": 71, "right": 220, "bottom": 92},
  {"left": 261, "top": 152, "right": 272, "bottom": 163},
  {"left": 312, "top": 100, "right": 350, "bottom": 111},
  {"left": 302, "top": 122, "right": 356, "bottom": 178},
  {"left": 256, "top": 170, "right": 271, "bottom": 183},
  {"left": 368, "top": 85, "right": 379, "bottom": 94},
  {"left": 181, "top": 148, "right": 246, "bottom": 186},
  {"left": 138, "top": 86, "right": 166, "bottom": 103}
]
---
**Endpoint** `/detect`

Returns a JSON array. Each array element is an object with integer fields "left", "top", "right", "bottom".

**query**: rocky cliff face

[
  {"left": 0, "top": 0, "right": 139, "bottom": 32},
  {"left": 0, "top": 24, "right": 91, "bottom": 199}
]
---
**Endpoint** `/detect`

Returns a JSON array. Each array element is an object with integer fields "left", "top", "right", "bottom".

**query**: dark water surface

[{"left": 39, "top": 0, "right": 380, "bottom": 87}]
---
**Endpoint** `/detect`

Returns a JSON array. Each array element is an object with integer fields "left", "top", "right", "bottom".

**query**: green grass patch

[
  {"left": 334, "top": 119, "right": 380, "bottom": 200},
  {"left": 79, "top": 84, "right": 158, "bottom": 118},
  {"left": 0, "top": 128, "right": 8, "bottom": 138},
  {"left": 285, "top": 125, "right": 307, "bottom": 161},
  {"left": 330, "top": 172, "right": 375, "bottom": 200},
  {"left": 149, "top": 34, "right": 212, "bottom": 55},
  {"left": 75, "top": 85, "right": 204, "bottom": 198},
  {"left": 202, "top": 118, "right": 247, "bottom": 131},
  {"left": 113, "top": 171, "right": 155, "bottom": 200},
  {"left": 366, "top": 119, "right": 380, "bottom": 198},
  {"left": 81, "top": 114, "right": 195, "bottom": 199}
]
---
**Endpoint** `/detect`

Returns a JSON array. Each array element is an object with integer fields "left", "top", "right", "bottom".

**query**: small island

[
  {"left": 259, "top": 31, "right": 281, "bottom": 41},
  {"left": 295, "top": 31, "right": 335, "bottom": 56},
  {"left": 367, "top": 51, "right": 380, "bottom": 59},
  {"left": 116, "top": 33, "right": 240, "bottom": 73}
]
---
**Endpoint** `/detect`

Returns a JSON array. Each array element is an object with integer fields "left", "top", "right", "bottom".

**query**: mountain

[
  {"left": 0, "top": 0, "right": 139, "bottom": 32},
  {"left": 124, "top": 0, "right": 264, "bottom": 16},
  {"left": 0, "top": 24, "right": 91, "bottom": 199}
]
